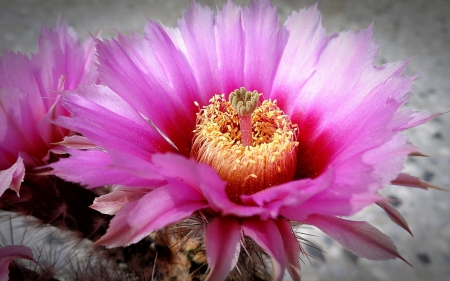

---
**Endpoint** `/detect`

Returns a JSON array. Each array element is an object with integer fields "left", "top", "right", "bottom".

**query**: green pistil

[
  {"left": 229, "top": 87, "right": 259, "bottom": 147},
  {"left": 230, "top": 87, "right": 259, "bottom": 116}
]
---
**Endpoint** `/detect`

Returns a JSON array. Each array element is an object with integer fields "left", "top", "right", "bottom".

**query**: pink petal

[
  {"left": 95, "top": 29, "right": 197, "bottom": 155},
  {"left": 96, "top": 183, "right": 206, "bottom": 248},
  {"left": 52, "top": 135, "right": 97, "bottom": 150},
  {"left": 0, "top": 21, "right": 97, "bottom": 173},
  {"left": 395, "top": 110, "right": 441, "bottom": 131},
  {"left": 0, "top": 258, "right": 11, "bottom": 281},
  {"left": 49, "top": 148, "right": 163, "bottom": 188},
  {"left": 290, "top": 132, "right": 412, "bottom": 220},
  {"left": 0, "top": 87, "right": 49, "bottom": 167},
  {"left": 91, "top": 187, "right": 149, "bottom": 215},
  {"left": 0, "top": 245, "right": 35, "bottom": 281},
  {"left": 0, "top": 50, "right": 44, "bottom": 113},
  {"left": 362, "top": 134, "right": 416, "bottom": 185},
  {"left": 284, "top": 192, "right": 386, "bottom": 222},
  {"left": 377, "top": 201, "right": 413, "bottom": 236},
  {"left": 94, "top": 199, "right": 140, "bottom": 247},
  {"left": 277, "top": 156, "right": 386, "bottom": 221},
  {"left": 241, "top": 0, "right": 287, "bottom": 95},
  {"left": 291, "top": 26, "right": 411, "bottom": 122},
  {"left": 206, "top": 190, "right": 270, "bottom": 219},
  {"left": 30, "top": 22, "right": 97, "bottom": 143},
  {"left": 126, "top": 183, "right": 208, "bottom": 241},
  {"left": 242, "top": 169, "right": 332, "bottom": 219},
  {"left": 144, "top": 21, "right": 204, "bottom": 110},
  {"left": 0, "top": 258, "right": 9, "bottom": 281},
  {"left": 242, "top": 219, "right": 285, "bottom": 281},
  {"left": 151, "top": 153, "right": 269, "bottom": 218},
  {"left": 391, "top": 173, "right": 445, "bottom": 191},
  {"left": 151, "top": 153, "right": 216, "bottom": 193},
  {"left": 275, "top": 219, "right": 301, "bottom": 281},
  {"left": 205, "top": 217, "right": 241, "bottom": 281},
  {"left": 214, "top": 1, "right": 245, "bottom": 95},
  {"left": 178, "top": 2, "right": 222, "bottom": 100},
  {"left": 0, "top": 245, "right": 34, "bottom": 261},
  {"left": 32, "top": 21, "right": 97, "bottom": 96},
  {"left": 271, "top": 4, "right": 328, "bottom": 111},
  {"left": 304, "top": 214, "right": 410, "bottom": 264},
  {"left": 36, "top": 94, "right": 69, "bottom": 145},
  {"left": 0, "top": 155, "right": 25, "bottom": 196},
  {"left": 58, "top": 85, "right": 174, "bottom": 159},
  {"left": 289, "top": 25, "right": 415, "bottom": 179}
]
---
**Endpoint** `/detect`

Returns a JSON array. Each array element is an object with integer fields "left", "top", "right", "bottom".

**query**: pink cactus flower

[
  {"left": 0, "top": 22, "right": 97, "bottom": 197},
  {"left": 50, "top": 1, "right": 437, "bottom": 280},
  {"left": 0, "top": 245, "right": 34, "bottom": 280}
]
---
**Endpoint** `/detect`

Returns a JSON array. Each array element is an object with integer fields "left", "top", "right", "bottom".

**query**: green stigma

[{"left": 229, "top": 87, "right": 259, "bottom": 116}]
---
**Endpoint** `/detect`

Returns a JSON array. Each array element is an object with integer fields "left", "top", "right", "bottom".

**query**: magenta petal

[
  {"left": 214, "top": 1, "right": 245, "bottom": 94},
  {"left": 32, "top": 22, "right": 97, "bottom": 94},
  {"left": 377, "top": 201, "right": 413, "bottom": 236},
  {"left": 151, "top": 153, "right": 219, "bottom": 192},
  {"left": 151, "top": 153, "right": 269, "bottom": 219},
  {"left": 0, "top": 21, "right": 96, "bottom": 173},
  {"left": 0, "top": 88, "right": 49, "bottom": 167},
  {"left": 0, "top": 50, "right": 44, "bottom": 112},
  {"left": 91, "top": 187, "right": 149, "bottom": 215},
  {"left": 0, "top": 259, "right": 10, "bottom": 281},
  {"left": 205, "top": 217, "right": 241, "bottom": 281},
  {"left": 242, "top": 170, "right": 332, "bottom": 219},
  {"left": 285, "top": 193, "right": 386, "bottom": 223},
  {"left": 271, "top": 4, "right": 327, "bottom": 111},
  {"left": 0, "top": 245, "right": 34, "bottom": 261},
  {"left": 94, "top": 199, "right": 140, "bottom": 247},
  {"left": 391, "top": 173, "right": 445, "bottom": 191},
  {"left": 289, "top": 153, "right": 392, "bottom": 220},
  {"left": 275, "top": 219, "right": 301, "bottom": 281},
  {"left": 127, "top": 183, "right": 208, "bottom": 237},
  {"left": 0, "top": 155, "right": 25, "bottom": 196},
  {"left": 242, "top": 0, "right": 287, "bottom": 95},
  {"left": 53, "top": 135, "right": 97, "bottom": 150},
  {"left": 200, "top": 179, "right": 270, "bottom": 219},
  {"left": 291, "top": 26, "right": 409, "bottom": 124},
  {"left": 96, "top": 183, "right": 207, "bottom": 248},
  {"left": 49, "top": 149, "right": 163, "bottom": 188},
  {"left": 37, "top": 96, "right": 69, "bottom": 145},
  {"left": 178, "top": 2, "right": 221, "bottom": 100},
  {"left": 58, "top": 85, "right": 174, "bottom": 159},
  {"left": 289, "top": 25, "right": 416, "bottom": 180},
  {"left": 242, "top": 219, "right": 285, "bottom": 281},
  {"left": 305, "top": 214, "right": 410, "bottom": 264},
  {"left": 362, "top": 134, "right": 415, "bottom": 186},
  {"left": 30, "top": 22, "right": 97, "bottom": 143},
  {"left": 395, "top": 109, "right": 440, "bottom": 131},
  {"left": 95, "top": 30, "right": 196, "bottom": 155},
  {"left": 143, "top": 22, "right": 203, "bottom": 108},
  {"left": 0, "top": 245, "right": 35, "bottom": 281}
]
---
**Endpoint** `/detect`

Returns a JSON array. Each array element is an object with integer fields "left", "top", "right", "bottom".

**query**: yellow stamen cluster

[{"left": 191, "top": 94, "right": 299, "bottom": 204}]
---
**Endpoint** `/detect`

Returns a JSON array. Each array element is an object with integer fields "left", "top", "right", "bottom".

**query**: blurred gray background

[{"left": 1, "top": 0, "right": 449, "bottom": 280}]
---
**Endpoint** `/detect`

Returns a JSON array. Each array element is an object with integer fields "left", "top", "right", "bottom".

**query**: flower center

[{"left": 191, "top": 88, "right": 299, "bottom": 204}]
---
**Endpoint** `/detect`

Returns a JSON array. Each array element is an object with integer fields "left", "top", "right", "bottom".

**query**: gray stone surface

[{"left": 1, "top": 0, "right": 449, "bottom": 280}]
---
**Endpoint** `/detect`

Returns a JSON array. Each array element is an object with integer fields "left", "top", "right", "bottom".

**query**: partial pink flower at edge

[
  {"left": 0, "top": 245, "right": 35, "bottom": 281},
  {"left": 0, "top": 21, "right": 97, "bottom": 197},
  {"left": 0, "top": 156, "right": 25, "bottom": 197},
  {"left": 49, "top": 1, "right": 438, "bottom": 280}
]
